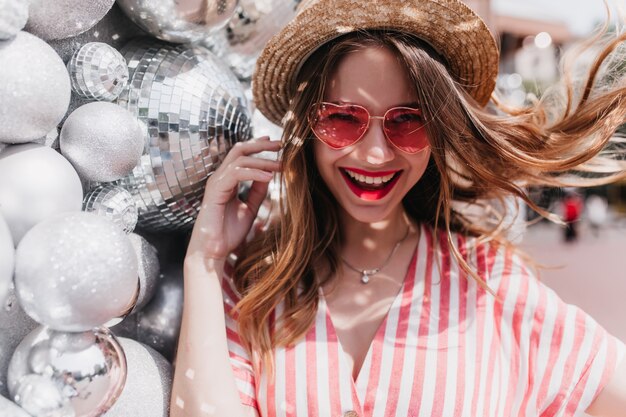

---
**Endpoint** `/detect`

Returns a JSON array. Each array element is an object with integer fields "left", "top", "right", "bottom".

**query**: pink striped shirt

[{"left": 221, "top": 225, "right": 625, "bottom": 417}]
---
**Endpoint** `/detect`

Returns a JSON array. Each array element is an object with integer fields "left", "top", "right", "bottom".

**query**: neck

[{"left": 339, "top": 206, "right": 413, "bottom": 257}]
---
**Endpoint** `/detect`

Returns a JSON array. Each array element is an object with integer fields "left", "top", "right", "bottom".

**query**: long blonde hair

[{"left": 233, "top": 28, "right": 626, "bottom": 374}]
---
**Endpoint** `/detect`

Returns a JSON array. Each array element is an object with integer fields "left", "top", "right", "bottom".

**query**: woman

[{"left": 171, "top": 0, "right": 626, "bottom": 415}]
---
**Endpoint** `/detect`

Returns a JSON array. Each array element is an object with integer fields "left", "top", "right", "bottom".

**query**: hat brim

[{"left": 253, "top": 0, "right": 499, "bottom": 126}]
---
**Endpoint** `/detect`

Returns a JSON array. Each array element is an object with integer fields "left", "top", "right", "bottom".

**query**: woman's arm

[
  {"left": 585, "top": 357, "right": 626, "bottom": 417},
  {"left": 169, "top": 137, "right": 281, "bottom": 417},
  {"left": 170, "top": 256, "right": 255, "bottom": 417}
]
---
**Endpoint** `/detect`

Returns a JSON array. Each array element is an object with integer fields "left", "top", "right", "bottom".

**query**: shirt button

[{"left": 343, "top": 411, "right": 359, "bottom": 417}]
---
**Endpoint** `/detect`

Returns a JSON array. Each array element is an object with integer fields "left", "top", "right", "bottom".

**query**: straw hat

[{"left": 252, "top": 0, "right": 500, "bottom": 126}]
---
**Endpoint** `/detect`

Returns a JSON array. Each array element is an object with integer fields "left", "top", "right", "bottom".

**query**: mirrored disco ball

[
  {"left": 67, "top": 42, "right": 129, "bottom": 102},
  {"left": 207, "top": 0, "right": 300, "bottom": 81},
  {"left": 117, "top": 0, "right": 238, "bottom": 44},
  {"left": 83, "top": 184, "right": 138, "bottom": 234},
  {"left": 116, "top": 38, "right": 252, "bottom": 231},
  {"left": 8, "top": 326, "right": 126, "bottom": 417}
]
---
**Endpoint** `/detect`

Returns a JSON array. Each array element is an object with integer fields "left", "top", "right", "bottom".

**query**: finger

[
  {"left": 223, "top": 138, "right": 282, "bottom": 162},
  {"left": 244, "top": 180, "right": 271, "bottom": 214},
  {"left": 229, "top": 156, "right": 281, "bottom": 172}
]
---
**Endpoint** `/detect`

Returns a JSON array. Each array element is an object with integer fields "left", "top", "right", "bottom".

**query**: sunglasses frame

[{"left": 308, "top": 102, "right": 429, "bottom": 154}]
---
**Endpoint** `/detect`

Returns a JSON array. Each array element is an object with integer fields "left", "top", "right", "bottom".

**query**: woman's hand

[{"left": 186, "top": 136, "right": 282, "bottom": 262}]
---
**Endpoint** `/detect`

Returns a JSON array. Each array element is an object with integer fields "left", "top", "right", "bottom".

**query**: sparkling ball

[
  {"left": 117, "top": 0, "right": 238, "bottom": 44},
  {"left": 116, "top": 38, "right": 252, "bottom": 231},
  {"left": 0, "top": 215, "right": 14, "bottom": 306},
  {"left": 11, "top": 374, "right": 74, "bottom": 417},
  {"left": 14, "top": 212, "right": 139, "bottom": 331},
  {"left": 111, "top": 262, "right": 183, "bottom": 361},
  {"left": 60, "top": 102, "right": 145, "bottom": 183},
  {"left": 0, "top": 394, "right": 33, "bottom": 417},
  {"left": 208, "top": 0, "right": 299, "bottom": 81},
  {"left": 0, "top": 286, "right": 39, "bottom": 398},
  {"left": 0, "top": 32, "right": 71, "bottom": 144},
  {"left": 102, "top": 338, "right": 171, "bottom": 417},
  {"left": 25, "top": 0, "right": 115, "bottom": 41},
  {"left": 8, "top": 326, "right": 126, "bottom": 417},
  {"left": 128, "top": 234, "right": 160, "bottom": 312},
  {"left": 0, "top": 0, "right": 28, "bottom": 40},
  {"left": 83, "top": 185, "right": 138, "bottom": 234},
  {"left": 67, "top": 42, "right": 129, "bottom": 102},
  {"left": 0, "top": 143, "right": 83, "bottom": 245}
]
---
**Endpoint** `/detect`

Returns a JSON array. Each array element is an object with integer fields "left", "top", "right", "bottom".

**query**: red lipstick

[{"left": 340, "top": 168, "right": 402, "bottom": 201}]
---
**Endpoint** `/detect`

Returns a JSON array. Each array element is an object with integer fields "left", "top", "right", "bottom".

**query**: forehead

[{"left": 324, "top": 45, "right": 418, "bottom": 112}]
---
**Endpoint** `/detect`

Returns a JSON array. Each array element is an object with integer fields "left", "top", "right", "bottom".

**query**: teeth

[{"left": 344, "top": 169, "right": 395, "bottom": 184}]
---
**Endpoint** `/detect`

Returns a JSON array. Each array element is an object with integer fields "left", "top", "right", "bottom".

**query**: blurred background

[{"left": 463, "top": 0, "right": 626, "bottom": 349}]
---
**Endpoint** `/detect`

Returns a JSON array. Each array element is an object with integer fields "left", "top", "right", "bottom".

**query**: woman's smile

[{"left": 340, "top": 167, "right": 403, "bottom": 201}]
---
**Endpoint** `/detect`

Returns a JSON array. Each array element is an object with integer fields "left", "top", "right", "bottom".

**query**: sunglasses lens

[
  {"left": 384, "top": 108, "right": 429, "bottom": 153},
  {"left": 311, "top": 103, "right": 368, "bottom": 148}
]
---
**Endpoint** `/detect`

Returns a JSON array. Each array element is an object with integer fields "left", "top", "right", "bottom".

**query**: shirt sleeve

[
  {"left": 492, "top": 249, "right": 626, "bottom": 417},
  {"left": 221, "top": 256, "right": 259, "bottom": 411}
]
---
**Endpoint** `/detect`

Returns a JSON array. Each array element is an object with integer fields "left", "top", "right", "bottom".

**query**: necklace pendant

[{"left": 360, "top": 273, "right": 370, "bottom": 284}]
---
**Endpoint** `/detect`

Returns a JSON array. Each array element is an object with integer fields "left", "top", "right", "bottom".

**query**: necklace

[{"left": 341, "top": 226, "right": 410, "bottom": 284}]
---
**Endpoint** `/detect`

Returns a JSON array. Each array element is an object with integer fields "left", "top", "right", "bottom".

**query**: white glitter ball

[
  {"left": 0, "top": 0, "right": 28, "bottom": 40},
  {"left": 14, "top": 212, "right": 139, "bottom": 331},
  {"left": 68, "top": 42, "right": 129, "bottom": 101},
  {"left": 0, "top": 32, "right": 71, "bottom": 144},
  {"left": 60, "top": 102, "right": 145, "bottom": 182},
  {"left": 25, "top": 0, "right": 115, "bottom": 41}
]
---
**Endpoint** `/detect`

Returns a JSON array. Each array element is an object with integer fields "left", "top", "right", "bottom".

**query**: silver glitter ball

[
  {"left": 0, "top": 0, "right": 29, "bottom": 40},
  {"left": 8, "top": 326, "right": 126, "bottom": 417},
  {"left": 60, "top": 102, "right": 145, "bottom": 183},
  {"left": 14, "top": 212, "right": 139, "bottom": 331},
  {"left": 0, "top": 286, "right": 39, "bottom": 398},
  {"left": 67, "top": 42, "right": 129, "bottom": 102},
  {"left": 117, "top": 0, "right": 238, "bottom": 44},
  {"left": 102, "top": 338, "right": 171, "bottom": 417},
  {"left": 0, "top": 215, "right": 13, "bottom": 306},
  {"left": 115, "top": 38, "right": 252, "bottom": 231},
  {"left": 25, "top": 0, "right": 115, "bottom": 41},
  {"left": 0, "top": 394, "right": 32, "bottom": 417},
  {"left": 127, "top": 234, "right": 160, "bottom": 312},
  {"left": 0, "top": 143, "right": 83, "bottom": 245},
  {"left": 0, "top": 32, "right": 71, "bottom": 144},
  {"left": 210, "top": 0, "right": 299, "bottom": 81},
  {"left": 111, "top": 262, "right": 183, "bottom": 362},
  {"left": 83, "top": 185, "right": 138, "bottom": 234}
]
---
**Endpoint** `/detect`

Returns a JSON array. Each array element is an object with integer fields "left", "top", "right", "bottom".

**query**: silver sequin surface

[
  {"left": 83, "top": 184, "right": 138, "bottom": 234},
  {"left": 0, "top": 0, "right": 29, "bottom": 40},
  {"left": 68, "top": 42, "right": 129, "bottom": 101},
  {"left": 117, "top": 0, "right": 238, "bottom": 44},
  {"left": 101, "top": 338, "right": 171, "bottom": 417},
  {"left": 7, "top": 326, "right": 126, "bottom": 417},
  {"left": 116, "top": 38, "right": 252, "bottom": 231},
  {"left": 25, "top": 0, "right": 115, "bottom": 41},
  {"left": 0, "top": 286, "right": 38, "bottom": 399}
]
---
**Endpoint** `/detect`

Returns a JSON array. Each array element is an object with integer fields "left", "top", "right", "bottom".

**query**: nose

[{"left": 357, "top": 118, "right": 395, "bottom": 165}]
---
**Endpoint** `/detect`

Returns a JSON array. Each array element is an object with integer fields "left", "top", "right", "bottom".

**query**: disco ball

[
  {"left": 83, "top": 184, "right": 138, "bottom": 234},
  {"left": 116, "top": 38, "right": 252, "bottom": 231},
  {"left": 67, "top": 42, "right": 129, "bottom": 102},
  {"left": 117, "top": 0, "right": 238, "bottom": 44}
]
